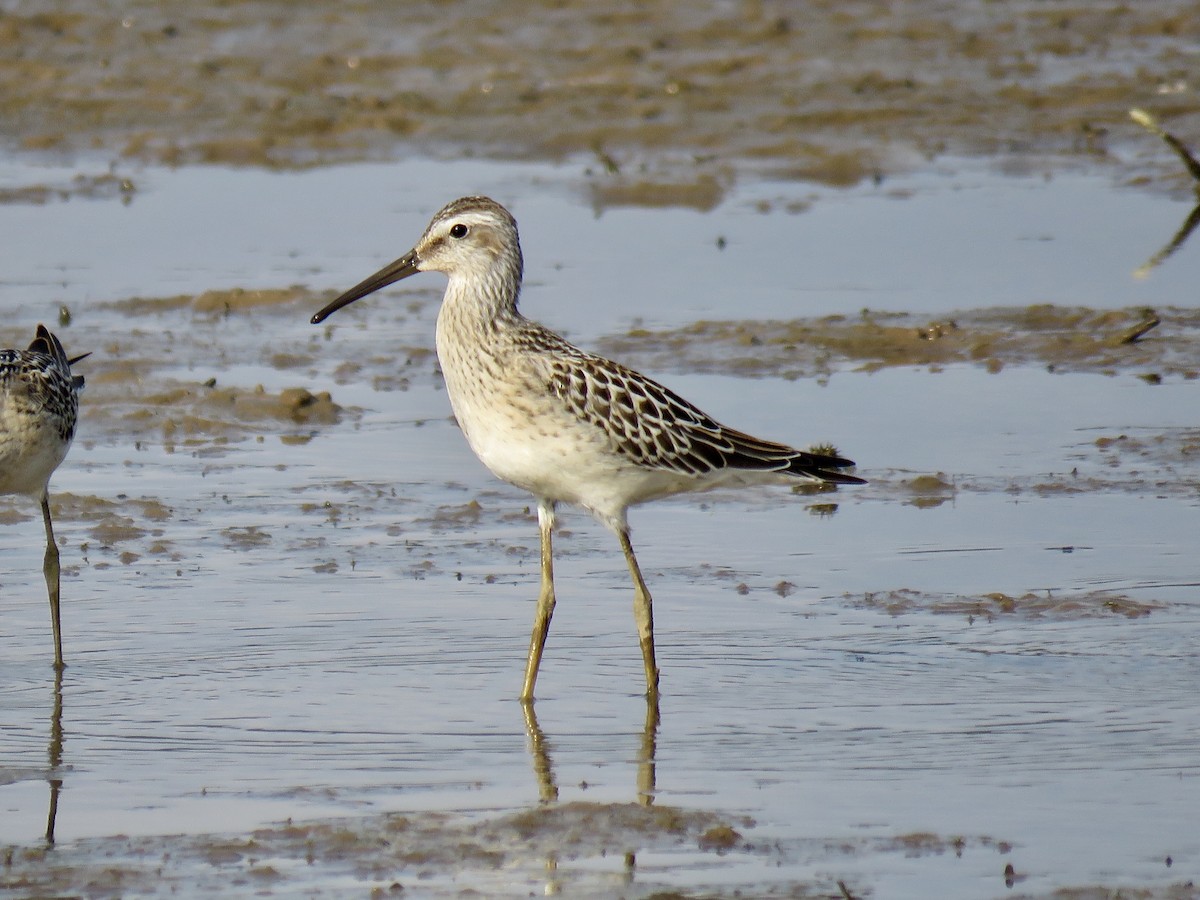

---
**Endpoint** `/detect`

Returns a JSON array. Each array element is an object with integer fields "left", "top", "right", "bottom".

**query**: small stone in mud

[
  {"left": 698, "top": 824, "right": 741, "bottom": 851},
  {"left": 908, "top": 474, "right": 954, "bottom": 493},
  {"left": 1004, "top": 861, "right": 1022, "bottom": 887},
  {"left": 278, "top": 387, "right": 341, "bottom": 423}
]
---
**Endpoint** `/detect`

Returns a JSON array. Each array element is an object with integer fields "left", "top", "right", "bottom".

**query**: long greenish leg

[
  {"left": 619, "top": 528, "right": 660, "bottom": 698},
  {"left": 41, "top": 492, "right": 64, "bottom": 671},
  {"left": 521, "top": 501, "right": 557, "bottom": 701}
]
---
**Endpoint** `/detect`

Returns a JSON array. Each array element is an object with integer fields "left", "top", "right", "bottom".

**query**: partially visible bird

[
  {"left": 312, "top": 196, "right": 864, "bottom": 700},
  {"left": 1, "top": 325, "right": 87, "bottom": 670}
]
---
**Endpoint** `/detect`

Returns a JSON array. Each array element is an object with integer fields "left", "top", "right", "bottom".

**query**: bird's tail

[
  {"left": 721, "top": 427, "right": 866, "bottom": 485},
  {"left": 787, "top": 451, "right": 866, "bottom": 485}
]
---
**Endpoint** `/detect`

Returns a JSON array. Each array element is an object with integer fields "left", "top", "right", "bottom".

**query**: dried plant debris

[{"left": 1130, "top": 108, "right": 1200, "bottom": 187}]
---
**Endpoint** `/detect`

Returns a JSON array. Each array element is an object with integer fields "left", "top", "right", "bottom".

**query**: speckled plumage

[
  {"left": 1, "top": 327, "right": 82, "bottom": 495},
  {"left": 1, "top": 325, "right": 86, "bottom": 670},
  {"left": 312, "top": 196, "right": 864, "bottom": 700}
]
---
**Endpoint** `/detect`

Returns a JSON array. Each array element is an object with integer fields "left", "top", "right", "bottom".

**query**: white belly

[
  {"left": 436, "top": 347, "right": 673, "bottom": 527},
  {"left": 0, "top": 411, "right": 68, "bottom": 496}
]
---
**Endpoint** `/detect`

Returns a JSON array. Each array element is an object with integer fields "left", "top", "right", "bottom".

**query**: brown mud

[
  {"left": 596, "top": 305, "right": 1200, "bottom": 381},
  {"left": 0, "top": 802, "right": 1029, "bottom": 899},
  {"left": 12, "top": 296, "right": 1200, "bottom": 448},
  {"left": 5, "top": 804, "right": 1190, "bottom": 898},
  {"left": 5, "top": 289, "right": 412, "bottom": 448},
  {"left": 1, "top": 1, "right": 1198, "bottom": 196},
  {"left": 851, "top": 588, "right": 1167, "bottom": 620},
  {"left": 4, "top": 289, "right": 1198, "bottom": 584}
]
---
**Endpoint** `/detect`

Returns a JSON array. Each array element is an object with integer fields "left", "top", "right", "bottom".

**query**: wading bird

[
  {"left": 1, "top": 325, "right": 87, "bottom": 670},
  {"left": 312, "top": 197, "right": 863, "bottom": 700}
]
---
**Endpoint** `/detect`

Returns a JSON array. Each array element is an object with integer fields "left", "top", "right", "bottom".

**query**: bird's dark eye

[{"left": 449, "top": 223, "right": 468, "bottom": 238}]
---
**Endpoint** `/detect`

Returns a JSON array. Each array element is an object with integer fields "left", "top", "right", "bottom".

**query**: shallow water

[
  {"left": 2, "top": 159, "right": 1199, "bottom": 897},
  {"left": 4, "top": 156, "right": 1200, "bottom": 329}
]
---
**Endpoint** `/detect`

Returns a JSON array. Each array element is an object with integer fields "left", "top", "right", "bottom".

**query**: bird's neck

[{"left": 441, "top": 261, "right": 525, "bottom": 333}]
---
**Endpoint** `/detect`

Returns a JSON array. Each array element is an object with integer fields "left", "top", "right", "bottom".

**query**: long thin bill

[{"left": 310, "top": 249, "right": 420, "bottom": 324}]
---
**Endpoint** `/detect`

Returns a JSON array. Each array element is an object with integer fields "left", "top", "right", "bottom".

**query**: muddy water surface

[{"left": 2, "top": 160, "right": 1199, "bottom": 898}]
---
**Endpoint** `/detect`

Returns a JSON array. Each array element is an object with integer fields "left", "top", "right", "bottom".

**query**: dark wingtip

[
  {"left": 819, "top": 470, "right": 867, "bottom": 485},
  {"left": 796, "top": 452, "right": 866, "bottom": 485}
]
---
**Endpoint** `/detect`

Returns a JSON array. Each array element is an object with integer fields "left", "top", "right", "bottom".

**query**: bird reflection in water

[
  {"left": 521, "top": 697, "right": 660, "bottom": 808},
  {"left": 45, "top": 670, "right": 64, "bottom": 845},
  {"left": 520, "top": 697, "right": 661, "bottom": 895}
]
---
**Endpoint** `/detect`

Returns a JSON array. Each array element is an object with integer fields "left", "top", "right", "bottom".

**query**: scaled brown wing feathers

[{"left": 542, "top": 336, "right": 861, "bottom": 483}]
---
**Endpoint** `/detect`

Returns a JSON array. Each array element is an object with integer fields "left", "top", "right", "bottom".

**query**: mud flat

[{"left": 2, "top": 1, "right": 1198, "bottom": 194}]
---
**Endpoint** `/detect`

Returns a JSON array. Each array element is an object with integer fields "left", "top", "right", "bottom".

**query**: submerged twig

[
  {"left": 1130, "top": 108, "right": 1200, "bottom": 184},
  {"left": 1130, "top": 109, "right": 1200, "bottom": 275},
  {"left": 1117, "top": 311, "right": 1160, "bottom": 345}
]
